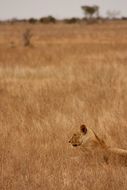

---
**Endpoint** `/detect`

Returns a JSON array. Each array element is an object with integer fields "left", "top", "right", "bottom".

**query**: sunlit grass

[{"left": 0, "top": 21, "right": 127, "bottom": 189}]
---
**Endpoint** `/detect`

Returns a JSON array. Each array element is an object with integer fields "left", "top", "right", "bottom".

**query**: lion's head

[
  {"left": 69, "top": 125, "right": 87, "bottom": 147},
  {"left": 69, "top": 124, "right": 106, "bottom": 152}
]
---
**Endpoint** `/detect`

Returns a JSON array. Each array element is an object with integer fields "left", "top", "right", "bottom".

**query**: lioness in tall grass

[{"left": 69, "top": 125, "right": 127, "bottom": 166}]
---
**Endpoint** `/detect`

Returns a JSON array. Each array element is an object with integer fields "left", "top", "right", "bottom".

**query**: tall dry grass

[{"left": 0, "top": 21, "right": 127, "bottom": 190}]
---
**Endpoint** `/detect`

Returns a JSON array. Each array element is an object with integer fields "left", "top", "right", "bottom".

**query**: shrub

[
  {"left": 23, "top": 29, "right": 33, "bottom": 47},
  {"left": 40, "top": 16, "right": 56, "bottom": 24},
  {"left": 122, "top": 17, "right": 127, "bottom": 20},
  {"left": 63, "top": 18, "right": 80, "bottom": 24},
  {"left": 28, "top": 18, "right": 37, "bottom": 24}
]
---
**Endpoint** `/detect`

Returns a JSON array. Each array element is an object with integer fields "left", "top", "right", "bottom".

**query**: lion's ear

[{"left": 80, "top": 125, "right": 87, "bottom": 134}]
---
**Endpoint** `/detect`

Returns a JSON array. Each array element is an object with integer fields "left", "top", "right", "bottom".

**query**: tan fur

[{"left": 69, "top": 125, "right": 127, "bottom": 166}]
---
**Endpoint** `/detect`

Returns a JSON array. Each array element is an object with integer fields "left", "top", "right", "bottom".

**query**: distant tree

[
  {"left": 122, "top": 17, "right": 127, "bottom": 20},
  {"left": 63, "top": 17, "right": 80, "bottom": 24},
  {"left": 28, "top": 18, "right": 37, "bottom": 24},
  {"left": 81, "top": 5, "right": 99, "bottom": 20},
  {"left": 20, "top": 19, "right": 27, "bottom": 23},
  {"left": 10, "top": 18, "right": 19, "bottom": 24},
  {"left": 40, "top": 16, "right": 56, "bottom": 24},
  {"left": 106, "top": 10, "right": 120, "bottom": 19}
]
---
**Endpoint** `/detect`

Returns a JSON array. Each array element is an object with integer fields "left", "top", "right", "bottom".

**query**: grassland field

[{"left": 0, "top": 21, "right": 127, "bottom": 190}]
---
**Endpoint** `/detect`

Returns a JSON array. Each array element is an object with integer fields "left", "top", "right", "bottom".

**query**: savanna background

[{"left": 0, "top": 20, "right": 127, "bottom": 190}]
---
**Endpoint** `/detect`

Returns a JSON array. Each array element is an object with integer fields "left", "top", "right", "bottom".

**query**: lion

[{"left": 69, "top": 124, "right": 127, "bottom": 166}]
